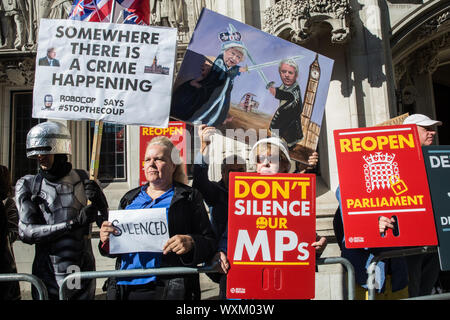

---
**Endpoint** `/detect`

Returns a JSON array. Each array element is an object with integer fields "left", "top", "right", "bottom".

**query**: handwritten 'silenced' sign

[
  {"left": 33, "top": 19, "right": 177, "bottom": 126},
  {"left": 108, "top": 208, "right": 169, "bottom": 254}
]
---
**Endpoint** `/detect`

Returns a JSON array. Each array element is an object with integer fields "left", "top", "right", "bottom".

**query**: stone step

[{"left": 317, "top": 216, "right": 333, "bottom": 229}]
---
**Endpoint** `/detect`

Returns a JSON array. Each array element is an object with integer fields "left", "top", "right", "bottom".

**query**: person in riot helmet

[{"left": 15, "top": 121, "right": 109, "bottom": 300}]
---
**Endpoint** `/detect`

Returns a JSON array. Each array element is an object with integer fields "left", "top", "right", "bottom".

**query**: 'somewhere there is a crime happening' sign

[{"left": 33, "top": 19, "right": 177, "bottom": 127}]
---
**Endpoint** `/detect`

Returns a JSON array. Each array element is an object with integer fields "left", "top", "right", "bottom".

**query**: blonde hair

[{"left": 147, "top": 136, "right": 188, "bottom": 184}]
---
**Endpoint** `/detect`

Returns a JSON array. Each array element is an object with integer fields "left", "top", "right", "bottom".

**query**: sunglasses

[{"left": 257, "top": 154, "right": 280, "bottom": 164}]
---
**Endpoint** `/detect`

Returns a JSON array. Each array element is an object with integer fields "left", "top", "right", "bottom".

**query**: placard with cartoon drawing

[{"left": 170, "top": 8, "right": 334, "bottom": 166}]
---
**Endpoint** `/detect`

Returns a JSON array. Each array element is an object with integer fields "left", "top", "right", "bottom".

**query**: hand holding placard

[{"left": 162, "top": 235, "right": 194, "bottom": 255}]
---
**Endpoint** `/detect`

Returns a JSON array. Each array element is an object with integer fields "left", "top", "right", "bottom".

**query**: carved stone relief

[
  {"left": 263, "top": 0, "right": 351, "bottom": 44},
  {"left": 0, "top": 0, "right": 216, "bottom": 85},
  {"left": 0, "top": 0, "right": 215, "bottom": 53},
  {"left": 395, "top": 31, "right": 450, "bottom": 114},
  {"left": 394, "top": 4, "right": 450, "bottom": 85},
  {"left": 0, "top": 0, "right": 28, "bottom": 50},
  {"left": 149, "top": 0, "right": 216, "bottom": 43},
  {"left": 397, "top": 31, "right": 450, "bottom": 83},
  {"left": 417, "top": 9, "right": 450, "bottom": 40},
  {"left": 0, "top": 0, "right": 60, "bottom": 52},
  {"left": 0, "top": 56, "right": 35, "bottom": 85}
]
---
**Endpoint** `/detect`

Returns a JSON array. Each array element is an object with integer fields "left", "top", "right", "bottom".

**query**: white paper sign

[
  {"left": 108, "top": 208, "right": 169, "bottom": 254},
  {"left": 33, "top": 19, "right": 177, "bottom": 126}
]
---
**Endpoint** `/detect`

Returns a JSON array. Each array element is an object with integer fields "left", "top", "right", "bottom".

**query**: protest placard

[
  {"left": 139, "top": 121, "right": 187, "bottom": 185},
  {"left": 227, "top": 172, "right": 316, "bottom": 299},
  {"left": 375, "top": 113, "right": 409, "bottom": 127},
  {"left": 108, "top": 208, "right": 169, "bottom": 254},
  {"left": 334, "top": 124, "right": 438, "bottom": 248},
  {"left": 423, "top": 146, "right": 450, "bottom": 271},
  {"left": 33, "top": 19, "right": 176, "bottom": 126},
  {"left": 170, "top": 8, "right": 334, "bottom": 167}
]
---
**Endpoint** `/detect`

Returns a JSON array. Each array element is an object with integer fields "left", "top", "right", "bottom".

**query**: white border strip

[
  {"left": 338, "top": 128, "right": 412, "bottom": 136},
  {"left": 348, "top": 208, "right": 426, "bottom": 215}
]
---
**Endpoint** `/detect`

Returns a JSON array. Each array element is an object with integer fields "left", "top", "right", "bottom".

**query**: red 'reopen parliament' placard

[{"left": 334, "top": 124, "right": 437, "bottom": 248}]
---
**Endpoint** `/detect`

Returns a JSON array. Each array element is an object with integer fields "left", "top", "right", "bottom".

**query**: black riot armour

[{"left": 16, "top": 169, "right": 96, "bottom": 300}]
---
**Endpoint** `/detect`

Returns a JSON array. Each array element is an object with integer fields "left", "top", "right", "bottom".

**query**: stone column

[
  {"left": 349, "top": 0, "right": 397, "bottom": 126},
  {"left": 412, "top": 72, "right": 436, "bottom": 117},
  {"left": 67, "top": 120, "right": 88, "bottom": 170},
  {"left": 214, "top": 0, "right": 246, "bottom": 23}
]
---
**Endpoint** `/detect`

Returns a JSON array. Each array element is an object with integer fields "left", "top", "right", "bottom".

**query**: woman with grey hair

[{"left": 99, "top": 136, "right": 216, "bottom": 300}]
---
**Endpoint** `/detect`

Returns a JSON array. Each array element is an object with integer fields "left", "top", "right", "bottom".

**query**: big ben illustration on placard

[
  {"left": 290, "top": 54, "right": 322, "bottom": 166},
  {"left": 303, "top": 54, "right": 320, "bottom": 121}
]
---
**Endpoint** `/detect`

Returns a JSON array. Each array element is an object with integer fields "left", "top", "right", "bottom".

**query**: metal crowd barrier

[
  {"left": 403, "top": 292, "right": 450, "bottom": 300},
  {"left": 0, "top": 273, "right": 49, "bottom": 300},
  {"left": 317, "top": 257, "right": 355, "bottom": 300},
  {"left": 59, "top": 256, "right": 356, "bottom": 300},
  {"left": 59, "top": 263, "right": 218, "bottom": 300},
  {"left": 367, "top": 246, "right": 438, "bottom": 300}
]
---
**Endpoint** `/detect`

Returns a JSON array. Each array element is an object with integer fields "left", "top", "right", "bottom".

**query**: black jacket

[
  {"left": 117, "top": 181, "right": 216, "bottom": 267},
  {"left": 192, "top": 155, "right": 229, "bottom": 242},
  {"left": 0, "top": 199, "right": 21, "bottom": 300}
]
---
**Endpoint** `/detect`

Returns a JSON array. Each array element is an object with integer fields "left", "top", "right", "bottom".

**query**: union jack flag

[
  {"left": 69, "top": 0, "right": 113, "bottom": 22},
  {"left": 117, "top": 0, "right": 149, "bottom": 25},
  {"left": 123, "top": 10, "right": 148, "bottom": 25},
  {"left": 69, "top": 0, "right": 149, "bottom": 25},
  {"left": 70, "top": 0, "right": 87, "bottom": 17}
]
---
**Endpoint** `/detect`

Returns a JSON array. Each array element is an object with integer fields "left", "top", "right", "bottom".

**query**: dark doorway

[
  {"left": 10, "top": 91, "right": 45, "bottom": 184},
  {"left": 432, "top": 83, "right": 450, "bottom": 145}
]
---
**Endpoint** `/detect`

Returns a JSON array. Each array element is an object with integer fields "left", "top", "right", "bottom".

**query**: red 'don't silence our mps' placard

[
  {"left": 139, "top": 121, "right": 186, "bottom": 186},
  {"left": 227, "top": 172, "right": 316, "bottom": 299},
  {"left": 334, "top": 124, "right": 437, "bottom": 249}
]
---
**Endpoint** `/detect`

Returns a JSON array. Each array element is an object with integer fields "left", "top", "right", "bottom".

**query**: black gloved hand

[
  {"left": 31, "top": 194, "right": 46, "bottom": 205},
  {"left": 84, "top": 180, "right": 108, "bottom": 209},
  {"left": 84, "top": 180, "right": 109, "bottom": 228},
  {"left": 72, "top": 205, "right": 98, "bottom": 227}
]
